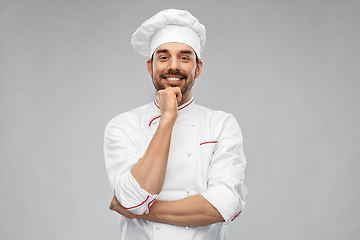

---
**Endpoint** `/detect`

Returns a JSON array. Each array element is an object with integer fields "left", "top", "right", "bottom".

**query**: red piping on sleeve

[
  {"left": 124, "top": 195, "right": 150, "bottom": 210},
  {"left": 147, "top": 198, "right": 157, "bottom": 213},
  {"left": 200, "top": 141, "right": 218, "bottom": 145},
  {"left": 230, "top": 211, "right": 242, "bottom": 221}
]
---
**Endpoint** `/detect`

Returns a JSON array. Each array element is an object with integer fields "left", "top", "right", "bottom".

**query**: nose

[{"left": 168, "top": 58, "right": 179, "bottom": 71}]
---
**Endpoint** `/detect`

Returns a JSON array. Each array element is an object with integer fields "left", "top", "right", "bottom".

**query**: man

[{"left": 104, "top": 9, "right": 248, "bottom": 240}]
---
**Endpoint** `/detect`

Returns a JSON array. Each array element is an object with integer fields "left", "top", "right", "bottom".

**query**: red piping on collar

[
  {"left": 149, "top": 116, "right": 161, "bottom": 127},
  {"left": 153, "top": 98, "right": 194, "bottom": 110},
  {"left": 178, "top": 98, "right": 194, "bottom": 110},
  {"left": 154, "top": 100, "right": 159, "bottom": 109},
  {"left": 150, "top": 99, "right": 194, "bottom": 127}
]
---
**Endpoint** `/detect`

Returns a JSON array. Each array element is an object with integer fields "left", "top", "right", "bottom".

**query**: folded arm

[
  {"left": 131, "top": 87, "right": 181, "bottom": 195},
  {"left": 110, "top": 194, "right": 224, "bottom": 227},
  {"left": 104, "top": 87, "right": 182, "bottom": 215}
]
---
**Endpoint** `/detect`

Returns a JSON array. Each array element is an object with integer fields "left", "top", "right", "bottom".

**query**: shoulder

[
  {"left": 105, "top": 102, "right": 152, "bottom": 131},
  {"left": 194, "top": 103, "right": 238, "bottom": 127},
  {"left": 194, "top": 104, "right": 243, "bottom": 143}
]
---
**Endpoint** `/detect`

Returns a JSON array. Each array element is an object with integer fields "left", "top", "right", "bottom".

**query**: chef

[{"left": 104, "top": 9, "right": 248, "bottom": 240}]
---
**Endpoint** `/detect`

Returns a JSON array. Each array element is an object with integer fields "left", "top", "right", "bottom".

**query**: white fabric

[
  {"left": 131, "top": 9, "right": 206, "bottom": 58},
  {"left": 150, "top": 25, "right": 201, "bottom": 59},
  {"left": 104, "top": 98, "right": 248, "bottom": 240},
  {"left": 117, "top": 171, "right": 157, "bottom": 215}
]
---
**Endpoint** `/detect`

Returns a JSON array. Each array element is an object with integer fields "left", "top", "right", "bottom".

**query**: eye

[{"left": 181, "top": 56, "right": 190, "bottom": 61}]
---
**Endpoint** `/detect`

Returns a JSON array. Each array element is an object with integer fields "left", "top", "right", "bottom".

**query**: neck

[{"left": 179, "top": 92, "right": 192, "bottom": 106}]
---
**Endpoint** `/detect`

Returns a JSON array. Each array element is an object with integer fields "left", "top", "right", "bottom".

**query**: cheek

[
  {"left": 152, "top": 68, "right": 160, "bottom": 78},
  {"left": 190, "top": 67, "right": 197, "bottom": 77},
  {"left": 153, "top": 66, "right": 165, "bottom": 76}
]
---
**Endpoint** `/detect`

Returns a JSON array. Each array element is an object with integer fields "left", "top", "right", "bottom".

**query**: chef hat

[{"left": 131, "top": 9, "right": 206, "bottom": 59}]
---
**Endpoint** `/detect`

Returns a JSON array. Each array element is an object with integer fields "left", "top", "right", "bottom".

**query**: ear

[
  {"left": 195, "top": 59, "right": 203, "bottom": 78},
  {"left": 146, "top": 59, "right": 152, "bottom": 77}
]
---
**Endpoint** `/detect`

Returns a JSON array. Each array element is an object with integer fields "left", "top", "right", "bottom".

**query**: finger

[
  {"left": 155, "top": 90, "right": 164, "bottom": 104},
  {"left": 173, "top": 88, "right": 182, "bottom": 105},
  {"left": 155, "top": 92, "right": 160, "bottom": 104}
]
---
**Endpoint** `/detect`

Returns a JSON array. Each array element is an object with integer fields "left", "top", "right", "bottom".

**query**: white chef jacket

[{"left": 104, "top": 97, "right": 248, "bottom": 240}]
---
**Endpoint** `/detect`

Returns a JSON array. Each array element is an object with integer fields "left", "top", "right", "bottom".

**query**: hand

[{"left": 156, "top": 87, "right": 182, "bottom": 122}]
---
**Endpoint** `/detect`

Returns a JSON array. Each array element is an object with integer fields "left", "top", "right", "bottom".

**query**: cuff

[
  {"left": 201, "top": 183, "right": 247, "bottom": 223},
  {"left": 115, "top": 170, "right": 158, "bottom": 215}
]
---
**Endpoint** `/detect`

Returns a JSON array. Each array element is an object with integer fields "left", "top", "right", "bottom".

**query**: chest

[{"left": 141, "top": 116, "right": 219, "bottom": 200}]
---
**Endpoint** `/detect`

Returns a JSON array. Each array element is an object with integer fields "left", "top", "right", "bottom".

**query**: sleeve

[
  {"left": 201, "top": 114, "right": 248, "bottom": 223},
  {"left": 104, "top": 118, "right": 158, "bottom": 215}
]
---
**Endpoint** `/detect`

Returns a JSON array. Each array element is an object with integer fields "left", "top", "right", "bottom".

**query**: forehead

[{"left": 154, "top": 42, "right": 195, "bottom": 55}]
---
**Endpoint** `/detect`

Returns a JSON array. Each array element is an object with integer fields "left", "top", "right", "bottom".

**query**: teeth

[{"left": 167, "top": 77, "right": 181, "bottom": 81}]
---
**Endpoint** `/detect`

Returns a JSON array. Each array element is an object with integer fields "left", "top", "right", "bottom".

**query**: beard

[{"left": 152, "top": 69, "right": 195, "bottom": 97}]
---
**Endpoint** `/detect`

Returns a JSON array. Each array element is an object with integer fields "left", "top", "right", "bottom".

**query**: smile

[{"left": 165, "top": 77, "right": 182, "bottom": 82}]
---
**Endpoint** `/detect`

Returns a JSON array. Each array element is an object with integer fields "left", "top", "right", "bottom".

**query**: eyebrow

[
  {"left": 179, "top": 50, "right": 194, "bottom": 55},
  {"left": 155, "top": 49, "right": 195, "bottom": 56},
  {"left": 155, "top": 49, "right": 169, "bottom": 54}
]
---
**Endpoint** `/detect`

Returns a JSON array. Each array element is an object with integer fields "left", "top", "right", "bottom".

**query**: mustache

[{"left": 159, "top": 70, "right": 187, "bottom": 79}]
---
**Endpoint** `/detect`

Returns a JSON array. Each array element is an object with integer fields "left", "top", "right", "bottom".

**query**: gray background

[{"left": 1, "top": 0, "right": 359, "bottom": 239}]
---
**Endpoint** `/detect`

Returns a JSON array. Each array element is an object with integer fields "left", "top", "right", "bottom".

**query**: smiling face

[{"left": 147, "top": 42, "right": 203, "bottom": 105}]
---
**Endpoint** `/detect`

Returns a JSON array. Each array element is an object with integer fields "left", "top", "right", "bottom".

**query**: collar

[
  {"left": 149, "top": 97, "right": 194, "bottom": 127},
  {"left": 153, "top": 97, "right": 194, "bottom": 112}
]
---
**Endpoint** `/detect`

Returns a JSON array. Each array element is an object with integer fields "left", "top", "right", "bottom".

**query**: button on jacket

[{"left": 104, "top": 98, "right": 248, "bottom": 240}]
